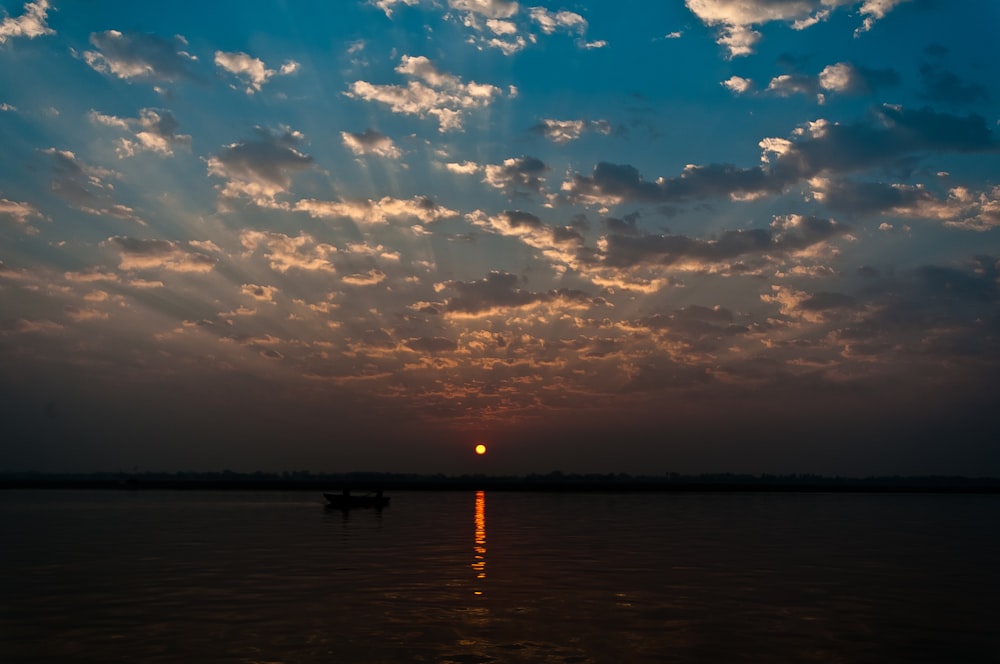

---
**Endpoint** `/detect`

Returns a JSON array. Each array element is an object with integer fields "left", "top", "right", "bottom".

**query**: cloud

[
  {"left": 106, "top": 236, "right": 218, "bottom": 272},
  {"left": 531, "top": 118, "right": 612, "bottom": 144},
  {"left": 764, "top": 257, "right": 1000, "bottom": 365},
  {"left": 918, "top": 62, "right": 989, "bottom": 106},
  {"left": 483, "top": 156, "right": 549, "bottom": 197},
  {"left": 1, "top": 318, "right": 64, "bottom": 335},
  {"left": 563, "top": 105, "right": 997, "bottom": 207},
  {"left": 798, "top": 291, "right": 859, "bottom": 311},
  {"left": 438, "top": 270, "right": 595, "bottom": 317},
  {"left": 207, "top": 127, "right": 314, "bottom": 202},
  {"left": 638, "top": 305, "right": 747, "bottom": 342},
  {"left": 340, "top": 129, "right": 403, "bottom": 159},
  {"left": 618, "top": 356, "right": 714, "bottom": 394},
  {"left": 765, "top": 73, "right": 817, "bottom": 98},
  {"left": 467, "top": 208, "right": 584, "bottom": 254},
  {"left": 730, "top": 63, "right": 900, "bottom": 101},
  {"left": 450, "top": 0, "right": 518, "bottom": 19},
  {"left": 241, "top": 283, "right": 279, "bottom": 303},
  {"left": 563, "top": 160, "right": 776, "bottom": 208},
  {"left": 818, "top": 62, "right": 900, "bottom": 94},
  {"left": 89, "top": 108, "right": 191, "bottom": 158},
  {"left": 41, "top": 148, "right": 147, "bottom": 225},
  {"left": 342, "top": 269, "right": 387, "bottom": 286},
  {"left": 856, "top": 0, "right": 912, "bottom": 33},
  {"left": 370, "top": 0, "right": 420, "bottom": 17},
  {"left": 0, "top": 0, "right": 53, "bottom": 43},
  {"left": 599, "top": 214, "right": 846, "bottom": 269},
  {"left": 722, "top": 76, "right": 753, "bottom": 95},
  {"left": 812, "top": 178, "right": 1000, "bottom": 231},
  {"left": 445, "top": 161, "right": 480, "bottom": 175},
  {"left": 347, "top": 55, "right": 507, "bottom": 132},
  {"left": 293, "top": 195, "right": 457, "bottom": 225},
  {"left": 0, "top": 197, "right": 44, "bottom": 233},
  {"left": 528, "top": 7, "right": 587, "bottom": 35},
  {"left": 404, "top": 336, "right": 457, "bottom": 353},
  {"left": 83, "top": 31, "right": 199, "bottom": 82},
  {"left": 374, "top": 1, "right": 598, "bottom": 56},
  {"left": 685, "top": 0, "right": 911, "bottom": 57},
  {"left": 447, "top": 156, "right": 550, "bottom": 197},
  {"left": 761, "top": 284, "right": 860, "bottom": 323},
  {"left": 766, "top": 62, "right": 900, "bottom": 100},
  {"left": 240, "top": 230, "right": 337, "bottom": 273},
  {"left": 215, "top": 51, "right": 300, "bottom": 94}
]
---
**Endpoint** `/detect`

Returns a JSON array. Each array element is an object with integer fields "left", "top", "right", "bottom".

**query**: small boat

[{"left": 323, "top": 491, "right": 390, "bottom": 509}]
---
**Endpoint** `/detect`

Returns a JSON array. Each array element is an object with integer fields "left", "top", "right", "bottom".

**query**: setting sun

[{"left": 474, "top": 444, "right": 487, "bottom": 456}]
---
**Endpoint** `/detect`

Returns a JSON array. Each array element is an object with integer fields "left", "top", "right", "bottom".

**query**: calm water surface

[{"left": 1, "top": 490, "right": 998, "bottom": 662}]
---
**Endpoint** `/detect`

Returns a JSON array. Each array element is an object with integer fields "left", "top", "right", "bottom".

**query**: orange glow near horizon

[{"left": 474, "top": 443, "right": 487, "bottom": 455}]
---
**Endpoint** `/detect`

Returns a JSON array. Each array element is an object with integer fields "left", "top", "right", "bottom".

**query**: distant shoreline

[{"left": 2, "top": 474, "right": 999, "bottom": 493}]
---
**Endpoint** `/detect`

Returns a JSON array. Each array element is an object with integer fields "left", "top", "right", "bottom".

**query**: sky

[{"left": 1, "top": 0, "right": 999, "bottom": 476}]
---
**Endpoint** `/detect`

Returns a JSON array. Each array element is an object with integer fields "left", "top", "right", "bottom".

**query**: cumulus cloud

[
  {"left": 369, "top": 0, "right": 607, "bottom": 55},
  {"left": 293, "top": 195, "right": 457, "bottom": 225},
  {"left": 448, "top": 156, "right": 550, "bottom": 197},
  {"left": 342, "top": 269, "right": 387, "bottom": 286},
  {"left": 106, "top": 236, "right": 218, "bottom": 272},
  {"left": 563, "top": 105, "right": 997, "bottom": 207},
  {"left": 731, "top": 63, "right": 900, "bottom": 101},
  {"left": 465, "top": 208, "right": 585, "bottom": 270},
  {"left": 856, "top": 0, "right": 912, "bottom": 33},
  {"left": 240, "top": 230, "right": 337, "bottom": 273},
  {"left": 83, "top": 31, "right": 199, "bottom": 82},
  {"left": 761, "top": 284, "right": 860, "bottom": 323},
  {"left": 404, "top": 336, "right": 457, "bottom": 353},
  {"left": 207, "top": 127, "right": 314, "bottom": 203},
  {"left": 483, "top": 156, "right": 549, "bottom": 197},
  {"left": 41, "top": 148, "right": 147, "bottom": 225},
  {"left": 341, "top": 129, "right": 402, "bottom": 159},
  {"left": 722, "top": 76, "right": 753, "bottom": 95},
  {"left": 638, "top": 305, "right": 747, "bottom": 342},
  {"left": 685, "top": 0, "right": 911, "bottom": 57},
  {"left": 438, "top": 270, "right": 595, "bottom": 317},
  {"left": 918, "top": 62, "right": 989, "bottom": 106},
  {"left": 241, "top": 283, "right": 279, "bottom": 303},
  {"left": 370, "top": 0, "right": 420, "bottom": 17},
  {"left": 215, "top": 51, "right": 300, "bottom": 94},
  {"left": 374, "top": 1, "right": 598, "bottom": 56},
  {"left": 89, "top": 108, "right": 191, "bottom": 158},
  {"left": 445, "top": 161, "right": 480, "bottom": 175},
  {"left": 0, "top": 197, "right": 44, "bottom": 233},
  {"left": 450, "top": 0, "right": 518, "bottom": 19},
  {"left": 347, "top": 55, "right": 507, "bottom": 132},
  {"left": 818, "top": 62, "right": 900, "bottom": 94},
  {"left": 599, "top": 214, "right": 846, "bottom": 270},
  {"left": 531, "top": 118, "right": 612, "bottom": 144},
  {"left": 528, "top": 7, "right": 587, "bottom": 35},
  {"left": 812, "top": 178, "right": 1000, "bottom": 231},
  {"left": 563, "top": 160, "right": 775, "bottom": 208},
  {"left": 0, "top": 0, "right": 54, "bottom": 43}
]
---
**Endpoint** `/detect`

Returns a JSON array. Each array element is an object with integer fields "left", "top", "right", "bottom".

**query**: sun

[{"left": 474, "top": 443, "right": 487, "bottom": 455}]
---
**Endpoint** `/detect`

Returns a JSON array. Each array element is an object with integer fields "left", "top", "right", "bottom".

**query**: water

[{"left": 1, "top": 490, "right": 998, "bottom": 662}]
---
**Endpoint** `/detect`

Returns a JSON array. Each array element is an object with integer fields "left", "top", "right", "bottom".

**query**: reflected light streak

[{"left": 472, "top": 490, "right": 486, "bottom": 595}]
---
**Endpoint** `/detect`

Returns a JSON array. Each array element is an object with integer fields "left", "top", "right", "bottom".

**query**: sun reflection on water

[{"left": 472, "top": 490, "right": 486, "bottom": 596}]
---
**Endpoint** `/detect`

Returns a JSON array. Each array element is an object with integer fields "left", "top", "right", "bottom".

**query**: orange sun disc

[{"left": 474, "top": 444, "right": 487, "bottom": 455}]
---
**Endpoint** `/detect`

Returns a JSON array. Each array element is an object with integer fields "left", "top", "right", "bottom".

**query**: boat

[{"left": 323, "top": 491, "right": 390, "bottom": 509}]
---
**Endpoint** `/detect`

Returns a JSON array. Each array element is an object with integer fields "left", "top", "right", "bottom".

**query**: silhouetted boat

[{"left": 323, "top": 492, "right": 390, "bottom": 509}]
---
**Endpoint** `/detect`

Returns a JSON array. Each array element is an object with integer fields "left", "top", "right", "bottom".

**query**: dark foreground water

[{"left": 1, "top": 490, "right": 998, "bottom": 663}]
